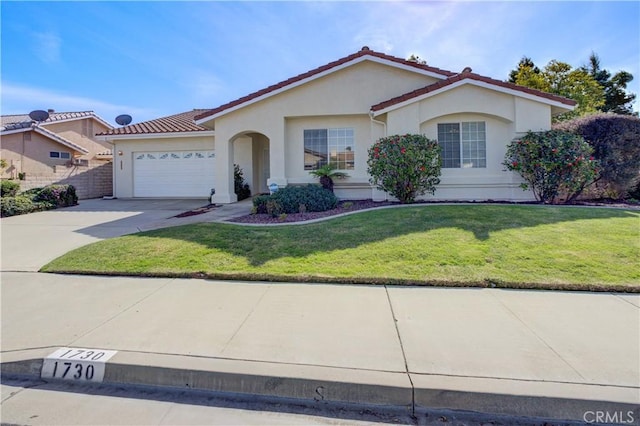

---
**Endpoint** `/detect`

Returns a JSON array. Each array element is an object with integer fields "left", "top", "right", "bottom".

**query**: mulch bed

[
  {"left": 174, "top": 204, "right": 219, "bottom": 218},
  {"left": 228, "top": 198, "right": 639, "bottom": 224},
  {"left": 229, "top": 200, "right": 394, "bottom": 224}
]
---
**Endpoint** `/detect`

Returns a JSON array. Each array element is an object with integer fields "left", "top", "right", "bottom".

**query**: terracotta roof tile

[
  {"left": 370, "top": 71, "right": 577, "bottom": 112},
  {"left": 194, "top": 47, "right": 456, "bottom": 121},
  {"left": 98, "top": 109, "right": 211, "bottom": 136},
  {"left": 1, "top": 111, "right": 112, "bottom": 130}
]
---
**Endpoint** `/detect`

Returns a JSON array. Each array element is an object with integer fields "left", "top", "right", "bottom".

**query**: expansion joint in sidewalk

[{"left": 384, "top": 285, "right": 415, "bottom": 417}]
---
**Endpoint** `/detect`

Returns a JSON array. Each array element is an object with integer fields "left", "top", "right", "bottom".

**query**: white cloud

[
  {"left": 32, "top": 32, "right": 62, "bottom": 64},
  {"left": 0, "top": 83, "right": 159, "bottom": 125},
  {"left": 179, "top": 69, "right": 226, "bottom": 106}
]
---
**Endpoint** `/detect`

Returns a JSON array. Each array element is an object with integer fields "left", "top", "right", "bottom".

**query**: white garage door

[{"left": 133, "top": 151, "right": 215, "bottom": 197}]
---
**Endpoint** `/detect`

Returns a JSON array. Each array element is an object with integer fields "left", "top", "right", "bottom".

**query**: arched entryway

[{"left": 231, "top": 131, "right": 270, "bottom": 196}]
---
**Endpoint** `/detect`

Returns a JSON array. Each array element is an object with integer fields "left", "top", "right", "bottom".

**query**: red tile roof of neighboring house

[
  {"left": 1, "top": 111, "right": 112, "bottom": 130},
  {"left": 370, "top": 70, "right": 577, "bottom": 112},
  {"left": 193, "top": 47, "right": 457, "bottom": 122},
  {"left": 98, "top": 109, "right": 212, "bottom": 136}
]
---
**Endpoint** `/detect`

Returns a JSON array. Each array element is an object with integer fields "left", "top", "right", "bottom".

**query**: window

[
  {"left": 304, "top": 127, "right": 354, "bottom": 170},
  {"left": 437, "top": 122, "right": 486, "bottom": 168},
  {"left": 49, "top": 151, "right": 71, "bottom": 159}
]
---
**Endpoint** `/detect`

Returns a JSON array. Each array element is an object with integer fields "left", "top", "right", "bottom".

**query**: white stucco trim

[
  {"left": 195, "top": 56, "right": 450, "bottom": 124},
  {"left": 371, "top": 79, "right": 575, "bottom": 117},
  {"left": 97, "top": 131, "right": 215, "bottom": 142}
]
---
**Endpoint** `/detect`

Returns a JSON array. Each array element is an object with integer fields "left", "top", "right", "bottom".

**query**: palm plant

[{"left": 308, "top": 163, "right": 349, "bottom": 193}]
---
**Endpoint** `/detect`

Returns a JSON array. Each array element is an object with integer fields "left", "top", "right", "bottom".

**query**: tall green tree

[
  {"left": 581, "top": 52, "right": 636, "bottom": 115},
  {"left": 508, "top": 57, "right": 542, "bottom": 85},
  {"left": 510, "top": 58, "right": 604, "bottom": 121}
]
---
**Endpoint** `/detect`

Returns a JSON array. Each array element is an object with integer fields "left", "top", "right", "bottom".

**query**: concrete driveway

[{"left": 0, "top": 198, "right": 246, "bottom": 272}]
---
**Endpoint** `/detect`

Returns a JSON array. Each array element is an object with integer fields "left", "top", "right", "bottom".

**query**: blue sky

[{"left": 2, "top": 1, "right": 639, "bottom": 126}]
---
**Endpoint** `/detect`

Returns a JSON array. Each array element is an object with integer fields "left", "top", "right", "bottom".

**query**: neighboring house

[
  {"left": 1, "top": 110, "right": 114, "bottom": 199},
  {"left": 99, "top": 47, "right": 576, "bottom": 202}
]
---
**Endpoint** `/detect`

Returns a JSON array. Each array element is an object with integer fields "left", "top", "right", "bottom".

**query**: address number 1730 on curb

[{"left": 41, "top": 348, "right": 118, "bottom": 383}]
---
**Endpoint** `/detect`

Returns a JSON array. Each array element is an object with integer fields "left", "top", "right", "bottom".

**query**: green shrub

[
  {"left": 0, "top": 184, "right": 77, "bottom": 217},
  {"left": 504, "top": 130, "right": 599, "bottom": 204},
  {"left": 628, "top": 178, "right": 640, "bottom": 200},
  {"left": 234, "top": 164, "right": 251, "bottom": 201},
  {"left": 252, "top": 194, "right": 271, "bottom": 214},
  {"left": 271, "top": 184, "right": 338, "bottom": 213},
  {"left": 1, "top": 180, "right": 20, "bottom": 197},
  {"left": 367, "top": 134, "right": 441, "bottom": 203},
  {"left": 34, "top": 184, "right": 78, "bottom": 207},
  {"left": 0, "top": 196, "right": 53, "bottom": 217},
  {"left": 554, "top": 113, "right": 640, "bottom": 197},
  {"left": 266, "top": 199, "right": 284, "bottom": 217},
  {"left": 252, "top": 185, "right": 338, "bottom": 215}
]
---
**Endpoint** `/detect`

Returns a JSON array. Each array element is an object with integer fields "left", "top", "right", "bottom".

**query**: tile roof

[
  {"left": 370, "top": 70, "right": 577, "bottom": 113},
  {"left": 194, "top": 47, "right": 456, "bottom": 122},
  {"left": 1, "top": 111, "right": 112, "bottom": 130},
  {"left": 98, "top": 109, "right": 212, "bottom": 136}
]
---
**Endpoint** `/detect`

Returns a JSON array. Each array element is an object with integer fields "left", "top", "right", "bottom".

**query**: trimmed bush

[
  {"left": 0, "top": 184, "right": 78, "bottom": 217},
  {"left": 34, "top": 184, "right": 78, "bottom": 207},
  {"left": 0, "top": 196, "right": 53, "bottom": 217},
  {"left": 367, "top": 134, "right": 441, "bottom": 203},
  {"left": 1, "top": 180, "right": 20, "bottom": 197},
  {"left": 504, "top": 130, "right": 599, "bottom": 204},
  {"left": 554, "top": 113, "right": 640, "bottom": 198},
  {"left": 252, "top": 194, "right": 271, "bottom": 214},
  {"left": 252, "top": 185, "right": 338, "bottom": 216}
]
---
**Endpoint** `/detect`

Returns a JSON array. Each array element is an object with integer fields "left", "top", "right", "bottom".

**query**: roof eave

[
  {"left": 371, "top": 78, "right": 576, "bottom": 117},
  {"left": 195, "top": 54, "right": 453, "bottom": 124},
  {"left": 97, "top": 130, "right": 215, "bottom": 141}
]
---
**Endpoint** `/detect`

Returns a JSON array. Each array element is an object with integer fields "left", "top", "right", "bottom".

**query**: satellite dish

[
  {"left": 115, "top": 114, "right": 132, "bottom": 126},
  {"left": 29, "top": 110, "right": 50, "bottom": 122}
]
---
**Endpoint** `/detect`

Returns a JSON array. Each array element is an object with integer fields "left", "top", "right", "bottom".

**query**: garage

[{"left": 133, "top": 150, "right": 215, "bottom": 198}]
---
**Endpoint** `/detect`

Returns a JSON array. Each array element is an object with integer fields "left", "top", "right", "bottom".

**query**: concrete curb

[{"left": 2, "top": 348, "right": 638, "bottom": 424}]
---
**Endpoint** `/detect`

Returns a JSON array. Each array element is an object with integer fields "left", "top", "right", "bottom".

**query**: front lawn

[{"left": 41, "top": 205, "right": 640, "bottom": 291}]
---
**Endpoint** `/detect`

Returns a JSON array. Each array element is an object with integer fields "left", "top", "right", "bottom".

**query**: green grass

[{"left": 41, "top": 205, "right": 640, "bottom": 291}]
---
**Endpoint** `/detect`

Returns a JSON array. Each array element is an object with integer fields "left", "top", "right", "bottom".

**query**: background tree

[
  {"left": 510, "top": 59, "right": 604, "bottom": 121},
  {"left": 508, "top": 57, "right": 542, "bottom": 85},
  {"left": 581, "top": 53, "right": 636, "bottom": 115}
]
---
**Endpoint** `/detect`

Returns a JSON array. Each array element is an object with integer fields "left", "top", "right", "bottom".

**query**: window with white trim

[
  {"left": 304, "top": 127, "right": 354, "bottom": 170},
  {"left": 437, "top": 121, "right": 486, "bottom": 168},
  {"left": 49, "top": 151, "right": 71, "bottom": 159}
]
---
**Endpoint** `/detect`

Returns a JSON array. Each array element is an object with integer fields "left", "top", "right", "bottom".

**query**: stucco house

[
  {"left": 99, "top": 47, "right": 576, "bottom": 203},
  {"left": 1, "top": 110, "right": 114, "bottom": 199}
]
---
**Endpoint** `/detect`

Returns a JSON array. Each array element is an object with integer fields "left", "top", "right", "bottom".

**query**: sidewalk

[{"left": 2, "top": 272, "right": 638, "bottom": 423}]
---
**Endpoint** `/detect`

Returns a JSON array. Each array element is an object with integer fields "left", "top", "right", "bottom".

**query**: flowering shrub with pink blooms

[
  {"left": 504, "top": 130, "right": 599, "bottom": 204},
  {"left": 367, "top": 134, "right": 441, "bottom": 204}
]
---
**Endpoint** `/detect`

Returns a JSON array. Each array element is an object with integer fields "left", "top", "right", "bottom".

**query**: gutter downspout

[
  {"left": 368, "top": 110, "right": 387, "bottom": 137},
  {"left": 369, "top": 110, "right": 388, "bottom": 202}
]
